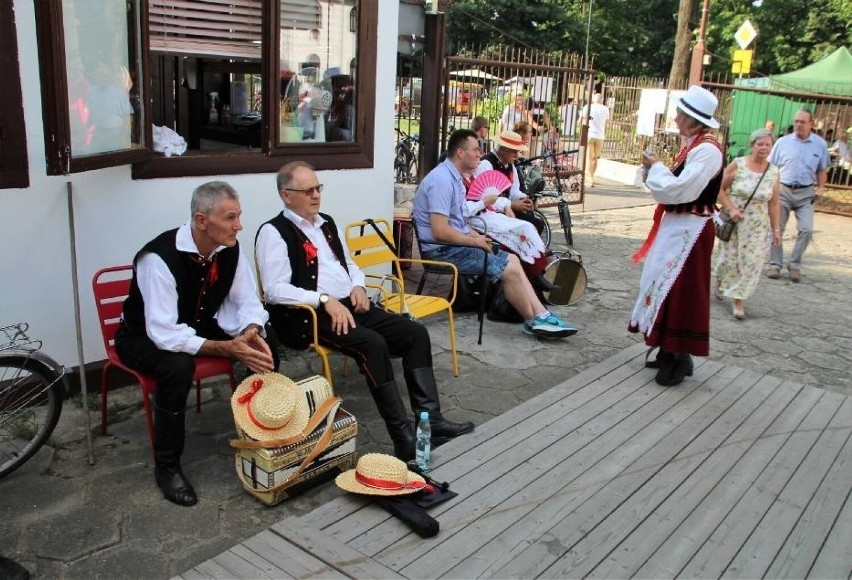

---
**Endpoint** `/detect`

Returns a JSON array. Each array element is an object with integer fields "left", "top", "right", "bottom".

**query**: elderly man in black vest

[
  {"left": 256, "top": 161, "right": 474, "bottom": 461},
  {"left": 476, "top": 130, "right": 546, "bottom": 234},
  {"left": 115, "top": 181, "right": 276, "bottom": 507}
]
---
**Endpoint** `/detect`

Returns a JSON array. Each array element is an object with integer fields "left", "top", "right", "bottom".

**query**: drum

[{"left": 540, "top": 254, "right": 587, "bottom": 306}]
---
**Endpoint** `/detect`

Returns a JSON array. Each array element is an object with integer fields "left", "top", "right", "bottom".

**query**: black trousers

[
  {"left": 276, "top": 300, "right": 432, "bottom": 389},
  {"left": 114, "top": 324, "right": 279, "bottom": 413}
]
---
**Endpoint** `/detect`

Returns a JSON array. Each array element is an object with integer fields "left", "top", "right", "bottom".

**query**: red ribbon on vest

[{"left": 303, "top": 240, "right": 318, "bottom": 266}]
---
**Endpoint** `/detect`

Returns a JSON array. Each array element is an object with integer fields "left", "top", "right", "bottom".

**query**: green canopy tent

[{"left": 728, "top": 47, "right": 852, "bottom": 155}]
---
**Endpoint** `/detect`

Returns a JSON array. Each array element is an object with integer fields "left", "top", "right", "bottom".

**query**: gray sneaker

[{"left": 766, "top": 266, "right": 780, "bottom": 279}]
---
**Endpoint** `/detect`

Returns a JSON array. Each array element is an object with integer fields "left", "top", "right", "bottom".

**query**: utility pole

[{"left": 688, "top": 0, "right": 711, "bottom": 86}]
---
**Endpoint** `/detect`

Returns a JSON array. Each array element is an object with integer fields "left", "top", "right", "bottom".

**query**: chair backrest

[
  {"left": 92, "top": 265, "right": 134, "bottom": 352},
  {"left": 344, "top": 219, "right": 406, "bottom": 284}
]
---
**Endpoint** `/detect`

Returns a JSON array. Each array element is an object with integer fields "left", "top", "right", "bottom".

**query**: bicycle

[
  {"left": 394, "top": 127, "right": 420, "bottom": 184},
  {"left": 517, "top": 149, "right": 589, "bottom": 306},
  {"left": 0, "top": 323, "right": 66, "bottom": 478},
  {"left": 518, "top": 148, "right": 581, "bottom": 250}
]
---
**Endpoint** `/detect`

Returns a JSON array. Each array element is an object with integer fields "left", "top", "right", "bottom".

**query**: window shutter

[
  {"left": 280, "top": 1, "right": 321, "bottom": 30},
  {"left": 149, "top": 0, "right": 263, "bottom": 60}
]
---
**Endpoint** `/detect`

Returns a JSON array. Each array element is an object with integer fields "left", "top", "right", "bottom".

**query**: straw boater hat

[
  {"left": 676, "top": 85, "right": 720, "bottom": 129},
  {"left": 494, "top": 130, "right": 529, "bottom": 153},
  {"left": 335, "top": 453, "right": 428, "bottom": 496},
  {"left": 231, "top": 373, "right": 310, "bottom": 441}
]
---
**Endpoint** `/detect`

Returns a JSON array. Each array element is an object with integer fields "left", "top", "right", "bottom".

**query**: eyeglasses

[{"left": 285, "top": 184, "right": 324, "bottom": 195}]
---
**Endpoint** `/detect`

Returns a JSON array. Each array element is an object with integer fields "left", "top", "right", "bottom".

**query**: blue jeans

[{"left": 423, "top": 245, "right": 508, "bottom": 284}]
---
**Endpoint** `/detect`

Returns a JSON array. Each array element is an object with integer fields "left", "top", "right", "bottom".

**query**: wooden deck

[{"left": 179, "top": 344, "right": 852, "bottom": 579}]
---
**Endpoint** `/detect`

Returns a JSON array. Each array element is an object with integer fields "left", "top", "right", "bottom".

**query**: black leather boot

[
  {"left": 404, "top": 368, "right": 475, "bottom": 440},
  {"left": 369, "top": 381, "right": 417, "bottom": 461},
  {"left": 655, "top": 353, "right": 693, "bottom": 387},
  {"left": 153, "top": 404, "right": 198, "bottom": 507},
  {"left": 532, "top": 274, "right": 560, "bottom": 293}
]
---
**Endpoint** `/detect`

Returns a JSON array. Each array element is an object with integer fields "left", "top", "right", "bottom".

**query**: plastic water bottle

[{"left": 415, "top": 411, "right": 431, "bottom": 473}]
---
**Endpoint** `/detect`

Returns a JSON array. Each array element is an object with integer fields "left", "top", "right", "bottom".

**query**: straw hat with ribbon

[
  {"left": 493, "top": 130, "right": 529, "bottom": 153},
  {"left": 231, "top": 373, "right": 310, "bottom": 441},
  {"left": 335, "top": 453, "right": 432, "bottom": 496}
]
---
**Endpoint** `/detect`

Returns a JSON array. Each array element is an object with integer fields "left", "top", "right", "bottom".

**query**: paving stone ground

[{"left": 2, "top": 179, "right": 850, "bottom": 579}]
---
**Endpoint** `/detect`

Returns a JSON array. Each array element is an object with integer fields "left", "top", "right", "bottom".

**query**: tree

[{"left": 668, "top": 0, "right": 696, "bottom": 88}]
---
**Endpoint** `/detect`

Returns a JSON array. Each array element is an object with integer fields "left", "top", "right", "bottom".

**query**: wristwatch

[{"left": 318, "top": 293, "right": 330, "bottom": 308}]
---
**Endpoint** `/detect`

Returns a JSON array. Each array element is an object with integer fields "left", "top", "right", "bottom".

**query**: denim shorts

[{"left": 424, "top": 245, "right": 508, "bottom": 284}]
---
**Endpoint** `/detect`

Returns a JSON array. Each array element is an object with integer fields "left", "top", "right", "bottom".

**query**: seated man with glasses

[{"left": 255, "top": 161, "right": 474, "bottom": 461}]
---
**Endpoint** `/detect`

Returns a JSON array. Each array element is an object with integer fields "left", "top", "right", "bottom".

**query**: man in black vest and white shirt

[
  {"left": 115, "top": 181, "right": 276, "bottom": 507},
  {"left": 256, "top": 161, "right": 474, "bottom": 461},
  {"left": 476, "top": 130, "right": 546, "bottom": 234}
]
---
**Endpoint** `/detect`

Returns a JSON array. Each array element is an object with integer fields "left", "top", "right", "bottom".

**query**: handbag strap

[{"left": 739, "top": 163, "right": 771, "bottom": 213}]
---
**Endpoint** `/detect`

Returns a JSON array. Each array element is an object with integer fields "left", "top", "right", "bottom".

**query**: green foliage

[{"left": 446, "top": 0, "right": 852, "bottom": 78}]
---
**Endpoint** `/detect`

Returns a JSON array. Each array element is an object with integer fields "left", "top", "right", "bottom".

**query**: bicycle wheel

[
  {"left": 532, "top": 209, "right": 552, "bottom": 249},
  {"left": 558, "top": 202, "right": 574, "bottom": 247},
  {"left": 0, "top": 356, "right": 64, "bottom": 478}
]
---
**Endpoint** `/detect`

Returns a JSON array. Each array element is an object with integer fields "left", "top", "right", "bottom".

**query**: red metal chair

[{"left": 92, "top": 265, "right": 237, "bottom": 452}]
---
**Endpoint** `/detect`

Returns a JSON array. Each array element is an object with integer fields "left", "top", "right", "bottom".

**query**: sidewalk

[{"left": 3, "top": 178, "right": 851, "bottom": 579}]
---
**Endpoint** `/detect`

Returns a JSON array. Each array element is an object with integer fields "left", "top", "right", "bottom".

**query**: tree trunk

[{"left": 668, "top": 0, "right": 696, "bottom": 89}]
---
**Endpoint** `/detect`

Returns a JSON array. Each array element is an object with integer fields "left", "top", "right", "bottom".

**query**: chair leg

[
  {"left": 195, "top": 380, "right": 202, "bottom": 413},
  {"left": 316, "top": 347, "right": 334, "bottom": 388},
  {"left": 448, "top": 310, "right": 459, "bottom": 377},
  {"left": 100, "top": 367, "right": 110, "bottom": 434},
  {"left": 416, "top": 272, "right": 428, "bottom": 295},
  {"left": 142, "top": 394, "right": 156, "bottom": 455}
]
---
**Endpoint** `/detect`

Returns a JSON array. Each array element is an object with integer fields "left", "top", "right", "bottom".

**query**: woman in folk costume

[
  {"left": 462, "top": 169, "right": 554, "bottom": 292},
  {"left": 629, "top": 86, "right": 724, "bottom": 387}
]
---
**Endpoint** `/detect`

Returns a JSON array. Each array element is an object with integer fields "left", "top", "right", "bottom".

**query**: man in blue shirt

[
  {"left": 413, "top": 129, "right": 578, "bottom": 338},
  {"left": 767, "top": 109, "right": 830, "bottom": 282}
]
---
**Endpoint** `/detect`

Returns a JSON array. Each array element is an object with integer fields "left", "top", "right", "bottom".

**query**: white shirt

[
  {"left": 135, "top": 223, "right": 268, "bottom": 355},
  {"left": 474, "top": 158, "right": 527, "bottom": 201},
  {"left": 582, "top": 103, "right": 610, "bottom": 139},
  {"left": 645, "top": 138, "right": 723, "bottom": 204},
  {"left": 255, "top": 208, "right": 366, "bottom": 307}
]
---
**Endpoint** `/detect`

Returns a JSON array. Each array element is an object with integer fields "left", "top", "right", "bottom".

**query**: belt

[{"left": 782, "top": 183, "right": 814, "bottom": 190}]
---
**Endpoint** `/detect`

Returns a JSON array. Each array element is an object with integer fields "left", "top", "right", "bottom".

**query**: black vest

[
  {"left": 259, "top": 213, "right": 348, "bottom": 349},
  {"left": 666, "top": 142, "right": 723, "bottom": 215},
  {"left": 122, "top": 229, "right": 239, "bottom": 339}
]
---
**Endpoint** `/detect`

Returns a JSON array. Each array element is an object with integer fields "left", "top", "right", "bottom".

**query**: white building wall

[{"left": 3, "top": 0, "right": 399, "bottom": 367}]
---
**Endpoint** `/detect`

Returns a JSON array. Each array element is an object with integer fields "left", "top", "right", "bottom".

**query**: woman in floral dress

[{"left": 713, "top": 128, "right": 781, "bottom": 319}]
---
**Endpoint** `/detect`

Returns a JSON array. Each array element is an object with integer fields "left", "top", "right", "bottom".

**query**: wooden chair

[
  {"left": 409, "top": 215, "right": 490, "bottom": 345},
  {"left": 344, "top": 218, "right": 461, "bottom": 376},
  {"left": 92, "top": 265, "right": 237, "bottom": 452}
]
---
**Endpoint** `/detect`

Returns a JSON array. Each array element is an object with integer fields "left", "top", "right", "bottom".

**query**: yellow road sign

[
  {"left": 732, "top": 49, "right": 753, "bottom": 74},
  {"left": 735, "top": 20, "right": 757, "bottom": 50}
]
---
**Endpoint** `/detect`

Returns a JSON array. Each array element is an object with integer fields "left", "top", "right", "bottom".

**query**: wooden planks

[{"left": 179, "top": 345, "right": 852, "bottom": 579}]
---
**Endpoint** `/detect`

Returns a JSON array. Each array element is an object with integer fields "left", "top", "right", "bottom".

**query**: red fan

[{"left": 465, "top": 170, "right": 512, "bottom": 202}]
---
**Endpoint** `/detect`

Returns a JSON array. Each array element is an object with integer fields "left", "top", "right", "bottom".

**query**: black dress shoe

[
  {"left": 155, "top": 466, "right": 198, "bottom": 507},
  {"left": 656, "top": 353, "right": 693, "bottom": 387},
  {"left": 430, "top": 417, "right": 475, "bottom": 439},
  {"left": 532, "top": 274, "right": 560, "bottom": 293}
]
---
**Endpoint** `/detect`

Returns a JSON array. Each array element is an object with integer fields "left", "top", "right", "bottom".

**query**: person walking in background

[
  {"left": 766, "top": 109, "right": 830, "bottom": 283},
  {"left": 501, "top": 92, "right": 537, "bottom": 135},
  {"left": 581, "top": 93, "right": 610, "bottom": 187},
  {"left": 629, "top": 86, "right": 724, "bottom": 387},
  {"left": 471, "top": 116, "right": 491, "bottom": 154},
  {"left": 713, "top": 128, "right": 781, "bottom": 320}
]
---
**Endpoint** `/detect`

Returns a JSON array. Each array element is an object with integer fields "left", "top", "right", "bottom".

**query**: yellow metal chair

[
  {"left": 254, "top": 260, "right": 336, "bottom": 386},
  {"left": 344, "top": 218, "right": 461, "bottom": 376}
]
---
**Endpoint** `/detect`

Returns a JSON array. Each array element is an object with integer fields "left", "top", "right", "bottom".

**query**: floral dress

[{"left": 713, "top": 157, "right": 778, "bottom": 300}]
